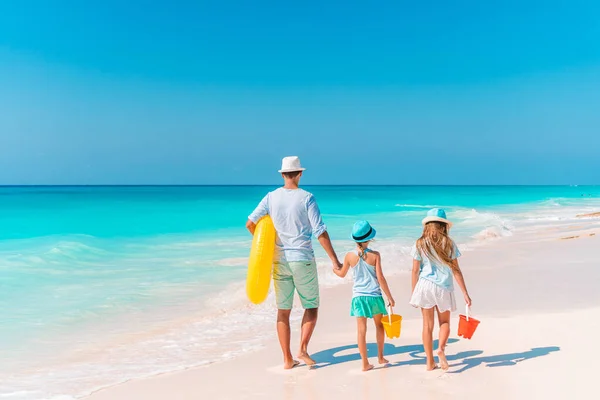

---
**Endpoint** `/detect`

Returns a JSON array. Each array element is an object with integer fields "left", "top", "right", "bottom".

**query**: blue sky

[{"left": 1, "top": 1, "right": 599, "bottom": 185}]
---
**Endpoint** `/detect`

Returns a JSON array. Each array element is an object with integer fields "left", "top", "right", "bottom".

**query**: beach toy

[
  {"left": 458, "top": 305, "right": 480, "bottom": 339},
  {"left": 381, "top": 305, "right": 402, "bottom": 339},
  {"left": 246, "top": 216, "right": 276, "bottom": 304}
]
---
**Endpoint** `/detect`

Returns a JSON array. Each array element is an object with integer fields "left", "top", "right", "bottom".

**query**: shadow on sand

[
  {"left": 311, "top": 340, "right": 559, "bottom": 372},
  {"left": 311, "top": 339, "right": 460, "bottom": 368},
  {"left": 448, "top": 346, "right": 560, "bottom": 373}
]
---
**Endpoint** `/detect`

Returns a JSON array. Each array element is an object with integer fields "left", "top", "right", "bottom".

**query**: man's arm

[
  {"left": 246, "top": 194, "right": 269, "bottom": 235},
  {"left": 306, "top": 195, "right": 341, "bottom": 267},
  {"left": 246, "top": 219, "right": 257, "bottom": 235},
  {"left": 332, "top": 252, "right": 351, "bottom": 278},
  {"left": 317, "top": 231, "right": 341, "bottom": 267}
]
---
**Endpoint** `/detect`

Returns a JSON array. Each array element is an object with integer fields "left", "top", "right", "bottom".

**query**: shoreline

[
  {"left": 1, "top": 205, "right": 522, "bottom": 400},
  {"left": 85, "top": 218, "right": 600, "bottom": 400}
]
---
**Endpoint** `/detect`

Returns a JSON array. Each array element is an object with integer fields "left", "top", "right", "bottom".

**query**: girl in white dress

[{"left": 409, "top": 208, "right": 472, "bottom": 371}]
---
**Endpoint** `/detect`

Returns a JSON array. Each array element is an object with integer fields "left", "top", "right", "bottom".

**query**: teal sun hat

[
  {"left": 351, "top": 220, "right": 377, "bottom": 243},
  {"left": 422, "top": 208, "right": 453, "bottom": 228}
]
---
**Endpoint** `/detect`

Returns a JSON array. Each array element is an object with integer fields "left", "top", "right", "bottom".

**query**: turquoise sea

[{"left": 1, "top": 185, "right": 599, "bottom": 399}]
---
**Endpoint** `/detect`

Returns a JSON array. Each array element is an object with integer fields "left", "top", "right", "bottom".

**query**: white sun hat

[
  {"left": 422, "top": 208, "right": 453, "bottom": 228},
  {"left": 278, "top": 156, "right": 306, "bottom": 173}
]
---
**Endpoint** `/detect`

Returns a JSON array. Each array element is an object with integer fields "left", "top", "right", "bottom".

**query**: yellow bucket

[{"left": 381, "top": 307, "right": 402, "bottom": 339}]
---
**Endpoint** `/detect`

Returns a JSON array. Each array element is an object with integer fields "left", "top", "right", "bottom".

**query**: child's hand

[
  {"left": 388, "top": 298, "right": 395, "bottom": 307},
  {"left": 464, "top": 294, "right": 472, "bottom": 307}
]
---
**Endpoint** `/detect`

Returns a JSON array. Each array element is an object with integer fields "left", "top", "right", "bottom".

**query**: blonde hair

[
  {"left": 356, "top": 240, "right": 371, "bottom": 259},
  {"left": 416, "top": 222, "right": 457, "bottom": 271}
]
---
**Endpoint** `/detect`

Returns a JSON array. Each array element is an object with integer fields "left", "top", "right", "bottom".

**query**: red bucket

[{"left": 458, "top": 306, "right": 480, "bottom": 339}]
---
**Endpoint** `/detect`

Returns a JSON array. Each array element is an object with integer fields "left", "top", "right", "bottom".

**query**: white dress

[
  {"left": 409, "top": 243, "right": 459, "bottom": 313},
  {"left": 409, "top": 278, "right": 457, "bottom": 313}
]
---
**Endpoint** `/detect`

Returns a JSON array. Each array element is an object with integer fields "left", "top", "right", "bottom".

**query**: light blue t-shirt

[
  {"left": 248, "top": 188, "right": 327, "bottom": 262},
  {"left": 411, "top": 241, "right": 461, "bottom": 291}
]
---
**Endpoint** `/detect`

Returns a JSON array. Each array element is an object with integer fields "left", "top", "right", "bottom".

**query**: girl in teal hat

[{"left": 333, "top": 220, "right": 395, "bottom": 371}]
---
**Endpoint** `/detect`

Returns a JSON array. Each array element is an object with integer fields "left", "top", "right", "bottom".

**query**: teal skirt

[{"left": 350, "top": 296, "right": 388, "bottom": 318}]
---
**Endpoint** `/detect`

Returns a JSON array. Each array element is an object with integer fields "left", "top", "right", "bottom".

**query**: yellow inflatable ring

[{"left": 247, "top": 216, "right": 276, "bottom": 304}]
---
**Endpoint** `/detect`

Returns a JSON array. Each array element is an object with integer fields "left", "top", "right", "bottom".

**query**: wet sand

[{"left": 87, "top": 223, "right": 600, "bottom": 400}]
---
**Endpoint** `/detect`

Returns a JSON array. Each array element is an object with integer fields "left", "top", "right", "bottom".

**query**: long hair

[
  {"left": 356, "top": 240, "right": 370, "bottom": 259},
  {"left": 416, "top": 222, "right": 457, "bottom": 271}
]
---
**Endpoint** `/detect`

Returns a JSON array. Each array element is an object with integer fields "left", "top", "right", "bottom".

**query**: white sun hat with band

[
  {"left": 278, "top": 156, "right": 306, "bottom": 173},
  {"left": 422, "top": 208, "right": 453, "bottom": 228}
]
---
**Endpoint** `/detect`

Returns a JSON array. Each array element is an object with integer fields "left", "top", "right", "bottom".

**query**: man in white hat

[{"left": 247, "top": 156, "right": 342, "bottom": 369}]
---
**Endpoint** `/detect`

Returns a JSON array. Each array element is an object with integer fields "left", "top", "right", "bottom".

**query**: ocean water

[{"left": 1, "top": 185, "right": 599, "bottom": 399}]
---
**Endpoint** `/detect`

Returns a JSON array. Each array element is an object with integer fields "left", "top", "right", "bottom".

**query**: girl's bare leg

[
  {"left": 373, "top": 314, "right": 388, "bottom": 364},
  {"left": 436, "top": 307, "right": 451, "bottom": 370},
  {"left": 421, "top": 307, "right": 437, "bottom": 371},
  {"left": 357, "top": 317, "right": 373, "bottom": 371}
]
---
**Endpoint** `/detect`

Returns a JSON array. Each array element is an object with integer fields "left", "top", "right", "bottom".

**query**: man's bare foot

[
  {"left": 363, "top": 364, "right": 375, "bottom": 372},
  {"left": 426, "top": 363, "right": 438, "bottom": 371},
  {"left": 437, "top": 349, "right": 449, "bottom": 370},
  {"left": 297, "top": 352, "right": 316, "bottom": 366},
  {"left": 378, "top": 357, "right": 389, "bottom": 365},
  {"left": 284, "top": 360, "right": 300, "bottom": 370}
]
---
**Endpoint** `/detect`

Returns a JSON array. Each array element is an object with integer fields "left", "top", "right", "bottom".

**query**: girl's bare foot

[
  {"left": 297, "top": 352, "right": 316, "bottom": 366},
  {"left": 363, "top": 363, "right": 375, "bottom": 371},
  {"left": 284, "top": 360, "right": 300, "bottom": 369},
  {"left": 378, "top": 357, "right": 389, "bottom": 365},
  {"left": 426, "top": 362, "right": 438, "bottom": 371},
  {"left": 436, "top": 349, "right": 449, "bottom": 370}
]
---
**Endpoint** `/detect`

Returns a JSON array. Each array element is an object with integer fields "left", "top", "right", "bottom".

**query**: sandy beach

[
  {"left": 84, "top": 217, "right": 600, "bottom": 400},
  {"left": 2, "top": 1, "right": 600, "bottom": 398}
]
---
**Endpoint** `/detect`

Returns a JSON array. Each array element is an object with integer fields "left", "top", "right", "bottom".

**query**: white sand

[{"left": 87, "top": 224, "right": 600, "bottom": 400}]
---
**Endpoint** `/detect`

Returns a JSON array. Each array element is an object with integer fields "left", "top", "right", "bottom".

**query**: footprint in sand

[
  {"left": 346, "top": 364, "right": 390, "bottom": 375},
  {"left": 406, "top": 364, "right": 446, "bottom": 377},
  {"left": 561, "top": 233, "right": 597, "bottom": 240},
  {"left": 266, "top": 363, "right": 311, "bottom": 375}
]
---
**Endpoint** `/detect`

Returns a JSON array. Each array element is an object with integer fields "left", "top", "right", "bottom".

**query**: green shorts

[{"left": 273, "top": 260, "right": 319, "bottom": 310}]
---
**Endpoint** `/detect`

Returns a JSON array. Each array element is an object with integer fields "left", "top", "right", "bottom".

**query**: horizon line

[{"left": 0, "top": 184, "right": 597, "bottom": 188}]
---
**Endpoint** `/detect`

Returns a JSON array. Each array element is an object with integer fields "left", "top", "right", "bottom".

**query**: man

[{"left": 246, "top": 156, "right": 342, "bottom": 369}]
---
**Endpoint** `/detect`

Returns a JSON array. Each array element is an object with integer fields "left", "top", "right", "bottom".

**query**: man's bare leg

[
  {"left": 297, "top": 308, "right": 318, "bottom": 365},
  {"left": 277, "top": 309, "right": 299, "bottom": 369}
]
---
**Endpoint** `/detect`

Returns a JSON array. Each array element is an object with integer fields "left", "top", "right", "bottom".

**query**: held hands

[{"left": 331, "top": 260, "right": 343, "bottom": 277}]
